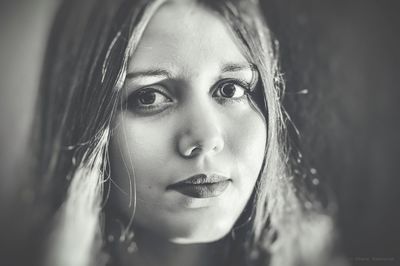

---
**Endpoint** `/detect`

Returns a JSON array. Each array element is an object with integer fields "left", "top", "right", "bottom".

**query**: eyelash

[
  {"left": 125, "top": 86, "right": 173, "bottom": 114},
  {"left": 124, "top": 78, "right": 254, "bottom": 114},
  {"left": 212, "top": 78, "right": 252, "bottom": 104}
]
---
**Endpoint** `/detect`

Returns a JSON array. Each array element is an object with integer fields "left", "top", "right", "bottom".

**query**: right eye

[{"left": 126, "top": 85, "right": 173, "bottom": 113}]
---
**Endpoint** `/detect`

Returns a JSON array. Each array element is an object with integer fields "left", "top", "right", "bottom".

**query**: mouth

[{"left": 167, "top": 174, "right": 231, "bottom": 198}]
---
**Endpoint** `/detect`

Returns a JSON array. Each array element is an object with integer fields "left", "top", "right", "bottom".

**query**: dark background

[
  {"left": 262, "top": 0, "right": 400, "bottom": 264},
  {"left": 0, "top": 0, "right": 399, "bottom": 265}
]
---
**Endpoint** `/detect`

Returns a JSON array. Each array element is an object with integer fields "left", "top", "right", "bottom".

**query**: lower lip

[{"left": 169, "top": 180, "right": 231, "bottom": 198}]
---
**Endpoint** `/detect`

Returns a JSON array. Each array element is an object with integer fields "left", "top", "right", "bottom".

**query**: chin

[
  {"left": 162, "top": 217, "right": 235, "bottom": 244},
  {"left": 133, "top": 198, "right": 245, "bottom": 244},
  {"left": 168, "top": 229, "right": 230, "bottom": 244}
]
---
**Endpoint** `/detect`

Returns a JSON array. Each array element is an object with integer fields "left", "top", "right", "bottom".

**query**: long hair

[{"left": 32, "top": 0, "right": 342, "bottom": 265}]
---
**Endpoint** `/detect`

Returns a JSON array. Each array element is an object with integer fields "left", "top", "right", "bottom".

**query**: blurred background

[{"left": 0, "top": 0, "right": 399, "bottom": 265}]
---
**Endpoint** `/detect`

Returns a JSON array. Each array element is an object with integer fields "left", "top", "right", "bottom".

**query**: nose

[{"left": 177, "top": 103, "right": 224, "bottom": 158}]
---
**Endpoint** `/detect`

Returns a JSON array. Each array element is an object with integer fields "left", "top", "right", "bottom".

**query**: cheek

[
  {"left": 230, "top": 109, "right": 267, "bottom": 164},
  {"left": 124, "top": 124, "right": 169, "bottom": 166},
  {"left": 228, "top": 108, "right": 267, "bottom": 187},
  {"left": 109, "top": 115, "right": 174, "bottom": 202}
]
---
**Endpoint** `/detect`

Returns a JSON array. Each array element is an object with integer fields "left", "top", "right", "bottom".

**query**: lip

[{"left": 167, "top": 174, "right": 231, "bottom": 198}]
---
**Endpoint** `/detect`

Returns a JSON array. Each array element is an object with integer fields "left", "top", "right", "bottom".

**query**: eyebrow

[
  {"left": 126, "top": 69, "right": 173, "bottom": 80},
  {"left": 222, "top": 63, "right": 259, "bottom": 87},
  {"left": 125, "top": 63, "right": 256, "bottom": 81},
  {"left": 221, "top": 63, "right": 256, "bottom": 73}
]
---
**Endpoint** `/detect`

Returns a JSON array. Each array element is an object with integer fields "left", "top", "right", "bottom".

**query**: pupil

[
  {"left": 221, "top": 83, "right": 236, "bottom": 98},
  {"left": 139, "top": 92, "right": 156, "bottom": 105}
]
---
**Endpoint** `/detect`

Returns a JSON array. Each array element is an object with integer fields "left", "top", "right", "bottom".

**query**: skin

[{"left": 109, "top": 1, "right": 267, "bottom": 265}]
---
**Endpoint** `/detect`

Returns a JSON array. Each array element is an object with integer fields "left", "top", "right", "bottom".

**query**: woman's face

[{"left": 110, "top": 1, "right": 266, "bottom": 244}]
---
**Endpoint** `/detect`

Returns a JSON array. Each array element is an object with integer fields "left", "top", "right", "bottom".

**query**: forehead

[{"left": 128, "top": 1, "right": 249, "bottom": 74}]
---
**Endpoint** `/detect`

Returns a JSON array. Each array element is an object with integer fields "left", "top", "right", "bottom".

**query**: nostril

[
  {"left": 184, "top": 140, "right": 223, "bottom": 158},
  {"left": 178, "top": 129, "right": 224, "bottom": 158},
  {"left": 187, "top": 146, "right": 202, "bottom": 157}
]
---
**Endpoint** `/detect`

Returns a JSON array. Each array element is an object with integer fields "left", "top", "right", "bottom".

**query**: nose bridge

[
  {"left": 177, "top": 94, "right": 224, "bottom": 157},
  {"left": 187, "top": 95, "right": 219, "bottom": 135}
]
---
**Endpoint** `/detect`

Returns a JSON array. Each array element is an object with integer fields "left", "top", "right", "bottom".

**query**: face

[{"left": 109, "top": 1, "right": 267, "bottom": 244}]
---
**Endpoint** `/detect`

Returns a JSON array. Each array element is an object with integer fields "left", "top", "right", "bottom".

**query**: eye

[
  {"left": 213, "top": 81, "right": 248, "bottom": 99},
  {"left": 126, "top": 86, "right": 173, "bottom": 112},
  {"left": 136, "top": 90, "right": 168, "bottom": 105}
]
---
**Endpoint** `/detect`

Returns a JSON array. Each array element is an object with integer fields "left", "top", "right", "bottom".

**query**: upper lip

[{"left": 168, "top": 174, "right": 230, "bottom": 187}]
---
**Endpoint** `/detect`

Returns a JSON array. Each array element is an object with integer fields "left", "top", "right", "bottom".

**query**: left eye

[{"left": 213, "top": 81, "right": 247, "bottom": 99}]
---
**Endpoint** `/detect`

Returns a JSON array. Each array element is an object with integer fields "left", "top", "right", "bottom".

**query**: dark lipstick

[{"left": 167, "top": 174, "right": 230, "bottom": 198}]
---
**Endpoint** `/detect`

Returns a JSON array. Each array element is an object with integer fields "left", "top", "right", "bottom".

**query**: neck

[{"left": 108, "top": 224, "right": 231, "bottom": 266}]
